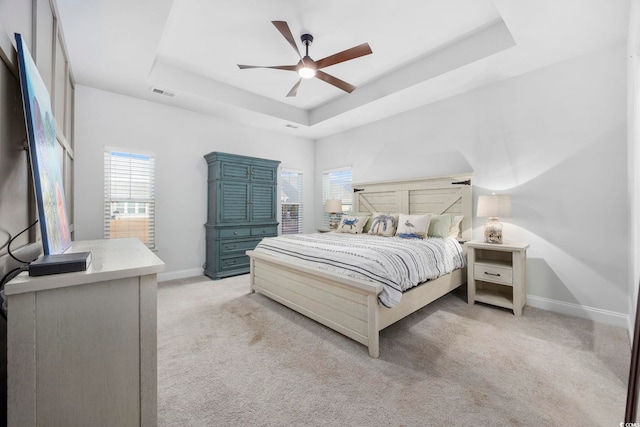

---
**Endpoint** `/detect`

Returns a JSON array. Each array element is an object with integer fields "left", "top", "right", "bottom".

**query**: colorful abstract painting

[{"left": 15, "top": 33, "right": 71, "bottom": 255}]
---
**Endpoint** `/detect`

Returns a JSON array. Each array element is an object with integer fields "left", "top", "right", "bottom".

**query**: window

[
  {"left": 280, "top": 168, "right": 303, "bottom": 234},
  {"left": 322, "top": 167, "right": 352, "bottom": 228},
  {"left": 104, "top": 149, "right": 155, "bottom": 249}
]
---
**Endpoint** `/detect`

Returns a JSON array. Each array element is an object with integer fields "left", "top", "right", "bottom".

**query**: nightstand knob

[{"left": 484, "top": 272, "right": 501, "bottom": 277}]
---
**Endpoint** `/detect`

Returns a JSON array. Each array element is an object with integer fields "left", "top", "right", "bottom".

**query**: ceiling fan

[{"left": 237, "top": 21, "right": 373, "bottom": 97}]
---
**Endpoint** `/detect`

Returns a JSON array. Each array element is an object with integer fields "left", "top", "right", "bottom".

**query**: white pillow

[
  {"left": 368, "top": 212, "right": 399, "bottom": 237},
  {"left": 395, "top": 214, "right": 432, "bottom": 239},
  {"left": 448, "top": 215, "right": 464, "bottom": 238},
  {"left": 336, "top": 215, "right": 369, "bottom": 234}
]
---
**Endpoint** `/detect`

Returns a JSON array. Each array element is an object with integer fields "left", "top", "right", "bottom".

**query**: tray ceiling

[{"left": 55, "top": 0, "right": 629, "bottom": 139}]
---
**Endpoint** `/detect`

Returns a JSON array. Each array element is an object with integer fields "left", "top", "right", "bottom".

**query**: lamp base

[
  {"left": 329, "top": 214, "right": 340, "bottom": 230},
  {"left": 484, "top": 217, "right": 503, "bottom": 244}
]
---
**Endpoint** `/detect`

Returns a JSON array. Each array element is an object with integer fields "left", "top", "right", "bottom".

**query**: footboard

[{"left": 247, "top": 250, "right": 384, "bottom": 357}]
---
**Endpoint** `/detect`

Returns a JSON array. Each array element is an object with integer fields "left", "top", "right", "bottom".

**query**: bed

[{"left": 246, "top": 174, "right": 473, "bottom": 357}]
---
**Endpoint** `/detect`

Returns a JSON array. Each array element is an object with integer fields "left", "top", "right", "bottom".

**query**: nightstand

[{"left": 465, "top": 240, "right": 529, "bottom": 316}]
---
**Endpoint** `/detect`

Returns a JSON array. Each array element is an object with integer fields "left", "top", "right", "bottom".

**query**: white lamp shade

[
  {"left": 477, "top": 194, "right": 511, "bottom": 218},
  {"left": 324, "top": 199, "right": 342, "bottom": 214}
]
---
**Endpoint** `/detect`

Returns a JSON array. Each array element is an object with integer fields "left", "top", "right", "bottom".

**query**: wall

[
  {"left": 629, "top": 0, "right": 640, "bottom": 335},
  {"left": 74, "top": 86, "right": 315, "bottom": 281},
  {"left": 316, "top": 44, "right": 628, "bottom": 325},
  {"left": 0, "top": 0, "right": 76, "bottom": 262},
  {"left": 0, "top": 0, "right": 76, "bottom": 421},
  {"left": 628, "top": 3, "right": 640, "bottom": 416},
  {"left": 0, "top": 0, "right": 76, "bottom": 247}
]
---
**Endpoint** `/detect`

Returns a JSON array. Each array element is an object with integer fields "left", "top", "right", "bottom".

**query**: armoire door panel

[{"left": 220, "top": 182, "right": 249, "bottom": 222}]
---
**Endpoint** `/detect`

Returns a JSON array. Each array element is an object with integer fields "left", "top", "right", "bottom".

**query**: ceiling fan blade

[
  {"left": 237, "top": 64, "right": 297, "bottom": 71},
  {"left": 315, "top": 43, "right": 373, "bottom": 70},
  {"left": 286, "top": 78, "right": 302, "bottom": 97},
  {"left": 272, "top": 21, "right": 301, "bottom": 58},
  {"left": 315, "top": 70, "right": 356, "bottom": 93}
]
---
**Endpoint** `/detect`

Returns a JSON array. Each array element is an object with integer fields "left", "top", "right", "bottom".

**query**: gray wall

[
  {"left": 73, "top": 85, "right": 316, "bottom": 281},
  {"left": 0, "top": 0, "right": 76, "bottom": 273},
  {"left": 315, "top": 43, "right": 628, "bottom": 326},
  {"left": 0, "top": 0, "right": 76, "bottom": 421}
]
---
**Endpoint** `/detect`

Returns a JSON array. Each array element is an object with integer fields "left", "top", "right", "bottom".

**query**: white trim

[
  {"left": 322, "top": 165, "right": 352, "bottom": 174},
  {"left": 104, "top": 145, "right": 156, "bottom": 158},
  {"left": 281, "top": 167, "right": 303, "bottom": 174},
  {"left": 56, "top": 126, "right": 73, "bottom": 157},
  {"left": 280, "top": 168, "right": 304, "bottom": 235},
  {"left": 527, "top": 295, "right": 629, "bottom": 328},
  {"left": 157, "top": 268, "right": 203, "bottom": 283},
  {"left": 0, "top": 21, "right": 18, "bottom": 75}
]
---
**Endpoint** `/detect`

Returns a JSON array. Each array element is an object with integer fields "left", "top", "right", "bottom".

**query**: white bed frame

[{"left": 247, "top": 173, "right": 473, "bottom": 358}]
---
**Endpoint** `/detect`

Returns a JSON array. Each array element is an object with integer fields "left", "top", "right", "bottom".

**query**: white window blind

[
  {"left": 104, "top": 149, "right": 155, "bottom": 249},
  {"left": 322, "top": 167, "right": 352, "bottom": 228},
  {"left": 280, "top": 168, "right": 303, "bottom": 234}
]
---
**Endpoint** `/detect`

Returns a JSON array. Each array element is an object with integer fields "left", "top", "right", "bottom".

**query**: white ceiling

[{"left": 55, "top": 0, "right": 630, "bottom": 139}]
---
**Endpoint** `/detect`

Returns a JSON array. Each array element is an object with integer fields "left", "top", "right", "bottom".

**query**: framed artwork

[{"left": 15, "top": 33, "right": 71, "bottom": 255}]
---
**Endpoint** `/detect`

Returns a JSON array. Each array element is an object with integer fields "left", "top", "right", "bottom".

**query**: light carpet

[{"left": 157, "top": 275, "right": 630, "bottom": 426}]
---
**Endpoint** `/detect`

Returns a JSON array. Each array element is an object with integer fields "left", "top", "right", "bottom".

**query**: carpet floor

[{"left": 157, "top": 275, "right": 630, "bottom": 426}]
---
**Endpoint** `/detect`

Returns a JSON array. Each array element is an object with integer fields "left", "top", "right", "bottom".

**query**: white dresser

[{"left": 5, "top": 238, "right": 165, "bottom": 427}]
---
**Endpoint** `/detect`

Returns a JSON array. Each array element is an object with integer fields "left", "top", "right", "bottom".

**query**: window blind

[
  {"left": 280, "top": 168, "right": 303, "bottom": 234},
  {"left": 321, "top": 167, "right": 352, "bottom": 228},
  {"left": 104, "top": 149, "right": 155, "bottom": 249}
]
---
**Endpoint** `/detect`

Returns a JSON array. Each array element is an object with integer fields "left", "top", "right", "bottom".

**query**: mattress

[{"left": 253, "top": 233, "right": 465, "bottom": 308}]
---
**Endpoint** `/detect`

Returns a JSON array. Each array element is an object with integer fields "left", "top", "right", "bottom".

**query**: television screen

[{"left": 15, "top": 33, "right": 71, "bottom": 255}]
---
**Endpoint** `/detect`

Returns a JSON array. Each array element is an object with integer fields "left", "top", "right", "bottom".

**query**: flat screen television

[{"left": 15, "top": 33, "right": 71, "bottom": 256}]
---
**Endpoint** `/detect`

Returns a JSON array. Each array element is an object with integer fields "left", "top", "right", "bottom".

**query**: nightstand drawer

[{"left": 474, "top": 262, "right": 513, "bottom": 285}]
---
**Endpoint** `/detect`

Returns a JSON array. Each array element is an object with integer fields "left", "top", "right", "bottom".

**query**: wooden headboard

[{"left": 352, "top": 173, "right": 473, "bottom": 241}]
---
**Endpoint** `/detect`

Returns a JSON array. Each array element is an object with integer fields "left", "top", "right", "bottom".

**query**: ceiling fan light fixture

[
  {"left": 238, "top": 21, "right": 372, "bottom": 97},
  {"left": 298, "top": 54, "right": 316, "bottom": 79},
  {"left": 298, "top": 66, "right": 316, "bottom": 79}
]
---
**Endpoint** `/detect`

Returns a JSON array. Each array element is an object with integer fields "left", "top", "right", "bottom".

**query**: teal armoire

[{"left": 204, "top": 152, "right": 280, "bottom": 279}]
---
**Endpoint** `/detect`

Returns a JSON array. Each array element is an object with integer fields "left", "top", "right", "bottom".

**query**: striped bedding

[{"left": 253, "top": 233, "right": 465, "bottom": 308}]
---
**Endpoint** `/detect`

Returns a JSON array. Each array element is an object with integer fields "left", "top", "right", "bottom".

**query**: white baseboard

[
  {"left": 157, "top": 268, "right": 203, "bottom": 283},
  {"left": 153, "top": 276, "right": 632, "bottom": 329},
  {"left": 527, "top": 295, "right": 629, "bottom": 329}
]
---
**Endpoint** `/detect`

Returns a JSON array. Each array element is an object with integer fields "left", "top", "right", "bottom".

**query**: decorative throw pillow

[
  {"left": 368, "top": 213, "right": 399, "bottom": 237},
  {"left": 448, "top": 215, "right": 464, "bottom": 238},
  {"left": 395, "top": 214, "right": 432, "bottom": 239},
  {"left": 428, "top": 214, "right": 452, "bottom": 238},
  {"left": 336, "top": 215, "right": 369, "bottom": 234}
]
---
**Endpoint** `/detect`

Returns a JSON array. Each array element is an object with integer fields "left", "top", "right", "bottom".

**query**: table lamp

[
  {"left": 324, "top": 199, "right": 342, "bottom": 230},
  {"left": 477, "top": 193, "right": 511, "bottom": 244}
]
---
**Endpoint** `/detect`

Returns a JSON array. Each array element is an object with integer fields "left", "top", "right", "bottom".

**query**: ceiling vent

[{"left": 151, "top": 87, "right": 175, "bottom": 98}]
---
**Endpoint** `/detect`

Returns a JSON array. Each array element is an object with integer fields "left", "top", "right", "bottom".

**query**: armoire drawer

[
  {"left": 251, "top": 226, "right": 277, "bottom": 236},
  {"left": 219, "top": 254, "right": 250, "bottom": 271},
  {"left": 220, "top": 239, "right": 262, "bottom": 254},
  {"left": 219, "top": 228, "right": 251, "bottom": 238}
]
